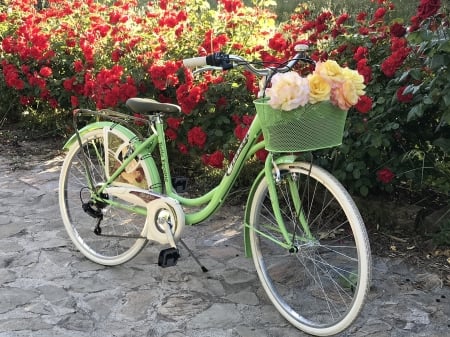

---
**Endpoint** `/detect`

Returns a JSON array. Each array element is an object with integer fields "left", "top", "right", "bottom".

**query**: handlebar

[{"left": 182, "top": 44, "right": 315, "bottom": 77}]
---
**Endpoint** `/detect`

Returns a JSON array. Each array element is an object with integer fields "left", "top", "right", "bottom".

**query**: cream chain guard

[{"left": 145, "top": 198, "right": 185, "bottom": 245}]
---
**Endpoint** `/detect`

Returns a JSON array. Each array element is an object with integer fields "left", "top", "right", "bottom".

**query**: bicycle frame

[
  {"left": 66, "top": 107, "right": 307, "bottom": 256},
  {"left": 69, "top": 111, "right": 266, "bottom": 224}
]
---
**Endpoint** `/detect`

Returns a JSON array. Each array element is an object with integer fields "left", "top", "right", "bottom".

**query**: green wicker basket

[{"left": 254, "top": 97, "right": 347, "bottom": 152}]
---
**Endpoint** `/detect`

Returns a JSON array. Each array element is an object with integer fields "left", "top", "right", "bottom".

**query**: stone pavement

[{"left": 0, "top": 145, "right": 449, "bottom": 337}]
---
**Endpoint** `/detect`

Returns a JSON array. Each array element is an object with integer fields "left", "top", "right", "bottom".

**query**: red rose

[
  {"left": 70, "top": 96, "right": 79, "bottom": 108},
  {"left": 358, "top": 27, "right": 370, "bottom": 35},
  {"left": 353, "top": 46, "right": 368, "bottom": 62},
  {"left": 133, "top": 113, "right": 146, "bottom": 126},
  {"left": 234, "top": 125, "right": 248, "bottom": 141},
  {"left": 39, "top": 66, "right": 52, "bottom": 78},
  {"left": 336, "top": 13, "right": 349, "bottom": 25},
  {"left": 165, "top": 128, "right": 178, "bottom": 141},
  {"left": 221, "top": 0, "right": 243, "bottom": 13},
  {"left": 355, "top": 96, "right": 373, "bottom": 114},
  {"left": 410, "top": 0, "right": 441, "bottom": 31},
  {"left": 381, "top": 58, "right": 396, "bottom": 77},
  {"left": 357, "top": 59, "right": 373, "bottom": 84},
  {"left": 377, "top": 168, "right": 395, "bottom": 184},
  {"left": 242, "top": 115, "right": 254, "bottom": 126},
  {"left": 202, "top": 150, "right": 225, "bottom": 169},
  {"left": 176, "top": 84, "right": 205, "bottom": 115},
  {"left": 373, "top": 8, "right": 387, "bottom": 21},
  {"left": 255, "top": 149, "right": 268, "bottom": 162},
  {"left": 167, "top": 117, "right": 182, "bottom": 130},
  {"left": 269, "top": 33, "right": 288, "bottom": 52},
  {"left": 178, "top": 143, "right": 188, "bottom": 155},
  {"left": 187, "top": 126, "right": 207, "bottom": 149},
  {"left": 390, "top": 23, "right": 407, "bottom": 37},
  {"left": 397, "top": 86, "right": 414, "bottom": 103},
  {"left": 357, "top": 12, "right": 367, "bottom": 21},
  {"left": 73, "top": 60, "right": 84, "bottom": 73},
  {"left": 231, "top": 114, "right": 241, "bottom": 125},
  {"left": 201, "top": 30, "right": 229, "bottom": 53}
]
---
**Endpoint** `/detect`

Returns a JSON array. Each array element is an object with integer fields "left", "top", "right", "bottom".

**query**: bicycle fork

[{"left": 263, "top": 153, "right": 314, "bottom": 252}]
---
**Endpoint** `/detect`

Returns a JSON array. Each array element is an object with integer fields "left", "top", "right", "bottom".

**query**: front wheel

[{"left": 248, "top": 162, "right": 371, "bottom": 336}]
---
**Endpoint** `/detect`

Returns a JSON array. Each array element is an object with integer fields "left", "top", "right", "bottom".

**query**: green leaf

[
  {"left": 367, "top": 147, "right": 379, "bottom": 158},
  {"left": 407, "top": 31, "right": 422, "bottom": 44},
  {"left": 383, "top": 122, "right": 400, "bottom": 131},
  {"left": 409, "top": 69, "right": 422, "bottom": 81},
  {"left": 353, "top": 169, "right": 361, "bottom": 179},
  {"left": 359, "top": 185, "right": 369, "bottom": 197},
  {"left": 438, "top": 40, "right": 450, "bottom": 53},
  {"left": 423, "top": 96, "right": 434, "bottom": 105},
  {"left": 442, "top": 109, "right": 450, "bottom": 124},
  {"left": 430, "top": 54, "right": 448, "bottom": 70},
  {"left": 371, "top": 134, "right": 382, "bottom": 148},
  {"left": 407, "top": 104, "right": 424, "bottom": 122},
  {"left": 433, "top": 138, "right": 450, "bottom": 153}
]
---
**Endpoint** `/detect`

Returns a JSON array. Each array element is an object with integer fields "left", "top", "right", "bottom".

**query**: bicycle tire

[
  {"left": 59, "top": 126, "right": 157, "bottom": 266},
  {"left": 248, "top": 162, "right": 371, "bottom": 336}
]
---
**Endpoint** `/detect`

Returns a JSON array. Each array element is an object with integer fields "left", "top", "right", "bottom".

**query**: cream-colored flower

[
  {"left": 308, "top": 73, "right": 331, "bottom": 103},
  {"left": 266, "top": 72, "right": 310, "bottom": 111}
]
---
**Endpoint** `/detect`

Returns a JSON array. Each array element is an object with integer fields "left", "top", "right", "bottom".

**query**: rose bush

[
  {"left": 0, "top": 0, "right": 448, "bottom": 197},
  {"left": 278, "top": 0, "right": 448, "bottom": 196}
]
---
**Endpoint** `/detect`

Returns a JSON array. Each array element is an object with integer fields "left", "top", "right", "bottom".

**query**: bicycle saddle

[{"left": 126, "top": 98, "right": 181, "bottom": 114}]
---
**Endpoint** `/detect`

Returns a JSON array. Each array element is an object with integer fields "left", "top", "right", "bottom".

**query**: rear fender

[{"left": 63, "top": 122, "right": 162, "bottom": 193}]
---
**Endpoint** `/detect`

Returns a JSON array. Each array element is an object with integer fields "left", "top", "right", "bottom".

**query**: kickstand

[{"left": 179, "top": 239, "right": 208, "bottom": 273}]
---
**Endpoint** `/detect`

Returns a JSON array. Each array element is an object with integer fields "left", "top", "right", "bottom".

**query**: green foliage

[{"left": 0, "top": 0, "right": 448, "bottom": 200}]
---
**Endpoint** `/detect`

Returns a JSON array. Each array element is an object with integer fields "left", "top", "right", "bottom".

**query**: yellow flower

[
  {"left": 308, "top": 73, "right": 331, "bottom": 103},
  {"left": 341, "top": 68, "right": 366, "bottom": 96},
  {"left": 315, "top": 60, "right": 343, "bottom": 81}
]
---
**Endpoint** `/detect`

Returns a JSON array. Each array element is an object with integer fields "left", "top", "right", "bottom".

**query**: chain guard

[
  {"left": 145, "top": 198, "right": 185, "bottom": 244},
  {"left": 103, "top": 185, "right": 185, "bottom": 244}
]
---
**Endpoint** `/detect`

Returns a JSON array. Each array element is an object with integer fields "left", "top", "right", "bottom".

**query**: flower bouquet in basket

[{"left": 254, "top": 60, "right": 366, "bottom": 152}]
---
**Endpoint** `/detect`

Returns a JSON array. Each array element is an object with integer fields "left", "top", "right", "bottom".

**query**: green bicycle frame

[{"left": 66, "top": 112, "right": 303, "bottom": 256}]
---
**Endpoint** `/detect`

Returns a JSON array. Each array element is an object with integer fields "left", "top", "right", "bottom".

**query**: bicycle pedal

[
  {"left": 158, "top": 248, "right": 180, "bottom": 268},
  {"left": 171, "top": 176, "right": 188, "bottom": 193}
]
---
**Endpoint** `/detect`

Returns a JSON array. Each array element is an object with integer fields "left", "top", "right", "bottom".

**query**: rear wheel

[
  {"left": 248, "top": 162, "right": 371, "bottom": 336},
  {"left": 59, "top": 127, "right": 156, "bottom": 265}
]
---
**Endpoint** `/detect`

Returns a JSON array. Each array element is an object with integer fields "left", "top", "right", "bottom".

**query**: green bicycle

[{"left": 59, "top": 45, "right": 371, "bottom": 336}]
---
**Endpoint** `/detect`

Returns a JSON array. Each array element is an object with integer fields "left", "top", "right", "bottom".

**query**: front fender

[
  {"left": 243, "top": 154, "right": 299, "bottom": 258},
  {"left": 63, "top": 122, "right": 162, "bottom": 193}
]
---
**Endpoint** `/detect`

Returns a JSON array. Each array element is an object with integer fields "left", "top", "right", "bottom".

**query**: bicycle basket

[{"left": 254, "top": 98, "right": 347, "bottom": 152}]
